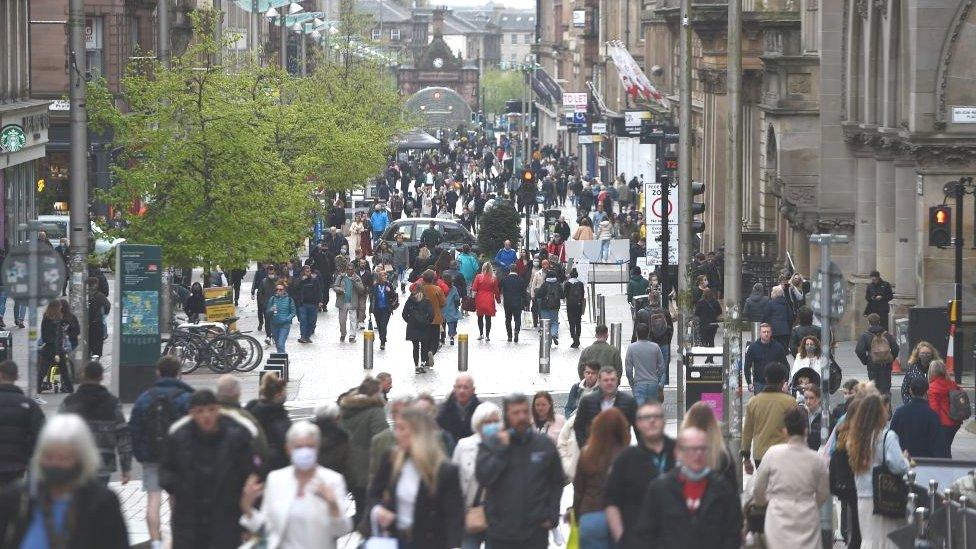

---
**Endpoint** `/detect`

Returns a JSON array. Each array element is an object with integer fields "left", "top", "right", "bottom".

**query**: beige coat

[{"left": 752, "top": 436, "right": 830, "bottom": 549}]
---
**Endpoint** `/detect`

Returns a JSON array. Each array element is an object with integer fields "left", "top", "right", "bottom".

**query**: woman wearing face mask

[
  {"left": 0, "top": 414, "right": 129, "bottom": 547},
  {"left": 246, "top": 373, "right": 292, "bottom": 472},
  {"left": 368, "top": 408, "right": 464, "bottom": 547},
  {"left": 901, "top": 341, "right": 941, "bottom": 405},
  {"left": 451, "top": 402, "right": 502, "bottom": 549},
  {"left": 680, "top": 402, "right": 738, "bottom": 487},
  {"left": 791, "top": 336, "right": 824, "bottom": 384},
  {"left": 240, "top": 421, "right": 353, "bottom": 549}
]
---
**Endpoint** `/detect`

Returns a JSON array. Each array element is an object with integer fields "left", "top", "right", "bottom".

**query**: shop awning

[
  {"left": 395, "top": 129, "right": 441, "bottom": 151},
  {"left": 531, "top": 67, "right": 563, "bottom": 110}
]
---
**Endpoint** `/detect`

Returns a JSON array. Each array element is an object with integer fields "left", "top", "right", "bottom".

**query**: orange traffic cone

[
  {"left": 892, "top": 357, "right": 902, "bottom": 374},
  {"left": 947, "top": 324, "right": 956, "bottom": 376}
]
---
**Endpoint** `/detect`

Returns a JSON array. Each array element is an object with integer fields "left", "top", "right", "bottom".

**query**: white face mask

[{"left": 291, "top": 446, "right": 317, "bottom": 471}]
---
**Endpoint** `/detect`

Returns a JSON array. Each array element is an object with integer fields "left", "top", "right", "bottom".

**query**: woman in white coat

[
  {"left": 451, "top": 401, "right": 502, "bottom": 549},
  {"left": 753, "top": 407, "right": 830, "bottom": 549},
  {"left": 240, "top": 421, "right": 353, "bottom": 549}
]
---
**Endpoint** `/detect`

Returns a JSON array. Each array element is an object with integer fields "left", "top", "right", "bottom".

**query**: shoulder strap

[
  {"left": 473, "top": 485, "right": 486, "bottom": 506},
  {"left": 881, "top": 430, "right": 890, "bottom": 468}
]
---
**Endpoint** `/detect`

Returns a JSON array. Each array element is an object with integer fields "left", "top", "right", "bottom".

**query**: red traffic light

[
  {"left": 929, "top": 205, "right": 951, "bottom": 247},
  {"left": 935, "top": 209, "right": 949, "bottom": 225}
]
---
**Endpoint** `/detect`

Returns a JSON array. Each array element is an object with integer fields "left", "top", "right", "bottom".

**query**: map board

[{"left": 113, "top": 244, "right": 162, "bottom": 402}]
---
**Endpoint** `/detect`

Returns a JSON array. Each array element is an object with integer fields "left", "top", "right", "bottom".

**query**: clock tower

[{"left": 396, "top": 8, "right": 480, "bottom": 110}]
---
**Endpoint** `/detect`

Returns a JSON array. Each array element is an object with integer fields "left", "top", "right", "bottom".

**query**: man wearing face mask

[
  {"left": 476, "top": 393, "right": 565, "bottom": 549},
  {"left": 630, "top": 427, "right": 741, "bottom": 549}
]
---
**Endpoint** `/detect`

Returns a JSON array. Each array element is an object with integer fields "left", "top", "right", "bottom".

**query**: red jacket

[{"left": 928, "top": 377, "right": 962, "bottom": 426}]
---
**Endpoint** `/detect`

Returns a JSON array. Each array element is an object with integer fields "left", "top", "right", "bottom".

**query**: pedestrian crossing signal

[{"left": 929, "top": 205, "right": 951, "bottom": 248}]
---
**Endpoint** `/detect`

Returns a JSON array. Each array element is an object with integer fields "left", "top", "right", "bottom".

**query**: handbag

[
  {"left": 566, "top": 508, "right": 580, "bottom": 549},
  {"left": 829, "top": 446, "right": 857, "bottom": 500},
  {"left": 873, "top": 430, "right": 909, "bottom": 518},
  {"left": 828, "top": 354, "right": 843, "bottom": 394},
  {"left": 361, "top": 514, "right": 398, "bottom": 549},
  {"left": 462, "top": 294, "right": 476, "bottom": 312},
  {"left": 465, "top": 486, "right": 488, "bottom": 534}
]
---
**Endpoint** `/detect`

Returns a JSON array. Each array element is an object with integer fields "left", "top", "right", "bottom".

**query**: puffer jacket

[
  {"left": 59, "top": 384, "right": 132, "bottom": 476},
  {"left": 0, "top": 384, "right": 44, "bottom": 474},
  {"left": 245, "top": 399, "right": 291, "bottom": 472},
  {"left": 743, "top": 290, "right": 770, "bottom": 322},
  {"left": 763, "top": 296, "right": 794, "bottom": 336},
  {"left": 338, "top": 390, "right": 388, "bottom": 489}
]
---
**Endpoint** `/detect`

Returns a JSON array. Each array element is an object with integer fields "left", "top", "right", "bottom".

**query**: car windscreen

[{"left": 438, "top": 223, "right": 470, "bottom": 242}]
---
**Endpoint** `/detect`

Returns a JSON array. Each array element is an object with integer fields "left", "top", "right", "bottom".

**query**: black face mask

[{"left": 42, "top": 464, "right": 81, "bottom": 487}]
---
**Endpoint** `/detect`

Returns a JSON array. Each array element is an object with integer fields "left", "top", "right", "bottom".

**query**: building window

[
  {"left": 511, "top": 33, "right": 518, "bottom": 44},
  {"left": 390, "top": 28, "right": 400, "bottom": 41},
  {"left": 511, "top": 53, "right": 517, "bottom": 64},
  {"left": 524, "top": 33, "right": 532, "bottom": 44},
  {"left": 371, "top": 28, "right": 382, "bottom": 41},
  {"left": 85, "top": 17, "right": 105, "bottom": 76}
]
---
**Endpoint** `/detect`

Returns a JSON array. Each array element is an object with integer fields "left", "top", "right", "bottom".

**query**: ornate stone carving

[
  {"left": 935, "top": 0, "right": 975, "bottom": 129},
  {"left": 911, "top": 144, "right": 976, "bottom": 166},
  {"left": 785, "top": 185, "right": 818, "bottom": 207},
  {"left": 873, "top": 0, "right": 888, "bottom": 17},
  {"left": 697, "top": 68, "right": 727, "bottom": 94},
  {"left": 855, "top": 0, "right": 868, "bottom": 18},
  {"left": 817, "top": 216, "right": 856, "bottom": 232},
  {"left": 786, "top": 73, "right": 812, "bottom": 95}
]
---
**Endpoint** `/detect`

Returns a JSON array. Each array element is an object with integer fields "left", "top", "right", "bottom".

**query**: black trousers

[
  {"left": 504, "top": 305, "right": 522, "bottom": 338},
  {"left": 374, "top": 309, "right": 391, "bottom": 344},
  {"left": 257, "top": 299, "right": 266, "bottom": 330},
  {"left": 478, "top": 315, "right": 492, "bottom": 337},
  {"left": 867, "top": 363, "right": 893, "bottom": 394},
  {"left": 488, "top": 529, "right": 548, "bottom": 549},
  {"left": 567, "top": 305, "right": 583, "bottom": 343}
]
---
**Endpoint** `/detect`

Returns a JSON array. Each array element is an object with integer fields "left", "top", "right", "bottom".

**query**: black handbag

[
  {"left": 829, "top": 446, "right": 857, "bottom": 500},
  {"left": 828, "top": 354, "right": 843, "bottom": 394},
  {"left": 872, "top": 430, "right": 909, "bottom": 518}
]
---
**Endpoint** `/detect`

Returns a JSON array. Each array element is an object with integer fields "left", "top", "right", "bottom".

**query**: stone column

[
  {"left": 875, "top": 158, "right": 895, "bottom": 280},
  {"left": 894, "top": 161, "right": 917, "bottom": 299},
  {"left": 792, "top": 227, "right": 811, "bottom": 276},
  {"left": 856, "top": 154, "right": 877, "bottom": 274}
]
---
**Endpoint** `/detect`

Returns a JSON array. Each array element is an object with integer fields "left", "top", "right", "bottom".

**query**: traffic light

[
  {"left": 691, "top": 181, "right": 706, "bottom": 233},
  {"left": 929, "top": 205, "right": 951, "bottom": 247}
]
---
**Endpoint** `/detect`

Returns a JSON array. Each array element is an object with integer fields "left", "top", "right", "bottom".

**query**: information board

[{"left": 113, "top": 244, "right": 162, "bottom": 402}]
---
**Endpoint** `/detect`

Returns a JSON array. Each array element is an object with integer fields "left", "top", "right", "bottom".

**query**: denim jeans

[
  {"left": 539, "top": 309, "right": 559, "bottom": 339},
  {"left": 13, "top": 300, "right": 26, "bottom": 322},
  {"left": 600, "top": 239, "right": 611, "bottom": 260},
  {"left": 446, "top": 321, "right": 457, "bottom": 337},
  {"left": 632, "top": 380, "right": 660, "bottom": 405},
  {"left": 462, "top": 532, "right": 485, "bottom": 549},
  {"left": 579, "top": 510, "right": 615, "bottom": 549},
  {"left": 296, "top": 303, "right": 318, "bottom": 339},
  {"left": 660, "top": 344, "right": 671, "bottom": 385},
  {"left": 272, "top": 323, "right": 290, "bottom": 353},
  {"left": 0, "top": 289, "right": 7, "bottom": 318}
]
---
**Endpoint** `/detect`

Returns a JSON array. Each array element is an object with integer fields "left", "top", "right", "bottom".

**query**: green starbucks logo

[{"left": 0, "top": 125, "right": 26, "bottom": 153}]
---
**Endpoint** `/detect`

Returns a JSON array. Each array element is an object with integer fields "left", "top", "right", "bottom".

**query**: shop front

[{"left": 0, "top": 100, "right": 50, "bottom": 246}]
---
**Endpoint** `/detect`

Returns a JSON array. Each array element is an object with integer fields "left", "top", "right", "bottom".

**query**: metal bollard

[
  {"left": 458, "top": 333, "right": 469, "bottom": 371},
  {"left": 610, "top": 322, "right": 622, "bottom": 354},
  {"left": 961, "top": 496, "right": 968, "bottom": 548},
  {"left": 363, "top": 330, "right": 374, "bottom": 370},
  {"left": 751, "top": 321, "right": 760, "bottom": 344},
  {"left": 539, "top": 318, "right": 551, "bottom": 373},
  {"left": 597, "top": 294, "right": 606, "bottom": 326},
  {"left": 944, "top": 488, "right": 953, "bottom": 547},
  {"left": 929, "top": 479, "right": 939, "bottom": 515}
]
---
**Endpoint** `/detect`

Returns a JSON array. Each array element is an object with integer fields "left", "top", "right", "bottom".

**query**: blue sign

[{"left": 573, "top": 112, "right": 588, "bottom": 125}]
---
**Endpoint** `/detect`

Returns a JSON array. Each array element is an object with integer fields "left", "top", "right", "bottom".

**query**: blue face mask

[
  {"left": 481, "top": 422, "right": 501, "bottom": 438},
  {"left": 680, "top": 465, "right": 711, "bottom": 482}
]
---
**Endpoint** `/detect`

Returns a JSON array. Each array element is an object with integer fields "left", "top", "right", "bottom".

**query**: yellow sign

[{"left": 204, "top": 286, "right": 236, "bottom": 325}]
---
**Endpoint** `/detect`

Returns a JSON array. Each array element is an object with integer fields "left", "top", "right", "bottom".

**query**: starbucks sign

[{"left": 0, "top": 124, "right": 26, "bottom": 153}]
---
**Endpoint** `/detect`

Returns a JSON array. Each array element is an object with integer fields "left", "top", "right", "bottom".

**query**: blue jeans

[
  {"left": 272, "top": 323, "right": 290, "bottom": 353},
  {"left": 13, "top": 299, "right": 26, "bottom": 322},
  {"left": 753, "top": 381, "right": 766, "bottom": 394},
  {"left": 579, "top": 510, "right": 615, "bottom": 549},
  {"left": 297, "top": 303, "right": 317, "bottom": 339},
  {"left": 540, "top": 309, "right": 559, "bottom": 339},
  {"left": 0, "top": 289, "right": 7, "bottom": 318},
  {"left": 446, "top": 321, "right": 457, "bottom": 337},
  {"left": 600, "top": 239, "right": 611, "bottom": 260},
  {"left": 632, "top": 380, "right": 660, "bottom": 405},
  {"left": 462, "top": 533, "right": 485, "bottom": 549}
]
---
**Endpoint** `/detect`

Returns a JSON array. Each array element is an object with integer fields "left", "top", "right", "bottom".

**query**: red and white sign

[{"left": 562, "top": 92, "right": 588, "bottom": 113}]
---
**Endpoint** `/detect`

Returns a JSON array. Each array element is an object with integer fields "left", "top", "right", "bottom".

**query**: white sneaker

[{"left": 32, "top": 395, "right": 47, "bottom": 405}]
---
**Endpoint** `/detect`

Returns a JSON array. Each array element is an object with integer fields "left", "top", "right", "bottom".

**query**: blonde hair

[
  {"left": 909, "top": 341, "right": 941, "bottom": 367},
  {"left": 418, "top": 247, "right": 431, "bottom": 260},
  {"left": 480, "top": 262, "right": 494, "bottom": 278},
  {"left": 770, "top": 285, "right": 785, "bottom": 299},
  {"left": 391, "top": 408, "right": 446, "bottom": 493},
  {"left": 680, "top": 402, "right": 726, "bottom": 471}
]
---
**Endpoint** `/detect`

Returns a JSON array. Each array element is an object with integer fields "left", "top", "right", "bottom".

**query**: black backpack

[
  {"left": 566, "top": 281, "right": 585, "bottom": 305},
  {"left": 647, "top": 308, "right": 669, "bottom": 339},
  {"left": 829, "top": 446, "right": 857, "bottom": 500},
  {"left": 541, "top": 282, "right": 561, "bottom": 310},
  {"left": 413, "top": 297, "right": 433, "bottom": 324},
  {"left": 143, "top": 388, "right": 178, "bottom": 460}
]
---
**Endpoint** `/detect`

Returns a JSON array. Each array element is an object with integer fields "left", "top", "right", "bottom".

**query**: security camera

[{"left": 650, "top": 65, "right": 664, "bottom": 78}]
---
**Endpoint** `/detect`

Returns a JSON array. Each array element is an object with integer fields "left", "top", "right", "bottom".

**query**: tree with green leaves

[
  {"left": 86, "top": 10, "right": 405, "bottom": 270},
  {"left": 482, "top": 68, "right": 525, "bottom": 118},
  {"left": 477, "top": 200, "right": 522, "bottom": 257}
]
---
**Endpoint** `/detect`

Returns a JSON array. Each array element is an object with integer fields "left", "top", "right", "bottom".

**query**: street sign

[
  {"left": 591, "top": 122, "right": 607, "bottom": 134},
  {"left": 644, "top": 180, "right": 679, "bottom": 266},
  {"left": 572, "top": 112, "right": 588, "bottom": 125},
  {"left": 1, "top": 244, "right": 66, "bottom": 299},
  {"left": 810, "top": 261, "right": 846, "bottom": 320}
]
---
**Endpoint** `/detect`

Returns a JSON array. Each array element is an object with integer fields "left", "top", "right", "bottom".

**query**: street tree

[
  {"left": 477, "top": 200, "right": 522, "bottom": 257},
  {"left": 482, "top": 68, "right": 525, "bottom": 118}
]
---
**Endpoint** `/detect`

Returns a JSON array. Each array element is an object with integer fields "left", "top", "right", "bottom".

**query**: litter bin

[
  {"left": 684, "top": 347, "right": 724, "bottom": 418},
  {"left": 0, "top": 331, "right": 11, "bottom": 363}
]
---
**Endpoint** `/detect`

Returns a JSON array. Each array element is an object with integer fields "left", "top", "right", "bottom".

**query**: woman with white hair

[
  {"left": 240, "top": 420, "right": 353, "bottom": 548},
  {"left": 0, "top": 414, "right": 128, "bottom": 547},
  {"left": 312, "top": 402, "right": 349, "bottom": 475},
  {"left": 452, "top": 401, "right": 502, "bottom": 549}
]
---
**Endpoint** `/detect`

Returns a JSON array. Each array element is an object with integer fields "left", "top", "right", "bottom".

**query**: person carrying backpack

[
  {"left": 128, "top": 356, "right": 194, "bottom": 549},
  {"left": 634, "top": 302, "right": 674, "bottom": 386},
  {"left": 563, "top": 269, "right": 586, "bottom": 348},
  {"left": 927, "top": 359, "right": 968, "bottom": 457},
  {"left": 403, "top": 285, "right": 435, "bottom": 373},
  {"left": 538, "top": 271, "right": 563, "bottom": 345},
  {"left": 854, "top": 313, "right": 900, "bottom": 395}
]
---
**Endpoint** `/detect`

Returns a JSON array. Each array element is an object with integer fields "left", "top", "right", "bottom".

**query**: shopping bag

[{"left": 565, "top": 508, "right": 580, "bottom": 549}]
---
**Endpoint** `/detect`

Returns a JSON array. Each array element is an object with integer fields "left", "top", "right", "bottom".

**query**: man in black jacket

[
  {"left": 630, "top": 427, "right": 742, "bottom": 549},
  {"left": 476, "top": 393, "right": 564, "bottom": 549},
  {"left": 864, "top": 270, "right": 894, "bottom": 330},
  {"left": 743, "top": 324, "right": 788, "bottom": 393},
  {"left": 0, "top": 360, "right": 44, "bottom": 487},
  {"left": 295, "top": 264, "right": 323, "bottom": 343},
  {"left": 854, "top": 313, "right": 900, "bottom": 394},
  {"left": 161, "top": 390, "right": 257, "bottom": 549},
  {"left": 436, "top": 374, "right": 481, "bottom": 442},
  {"left": 574, "top": 366, "right": 638, "bottom": 447},
  {"left": 59, "top": 361, "right": 132, "bottom": 485},
  {"left": 499, "top": 268, "right": 526, "bottom": 342}
]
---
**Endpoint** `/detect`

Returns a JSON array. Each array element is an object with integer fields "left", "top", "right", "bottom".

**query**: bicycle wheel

[
  {"left": 204, "top": 335, "right": 245, "bottom": 373},
  {"left": 231, "top": 334, "right": 264, "bottom": 372},
  {"left": 164, "top": 332, "right": 204, "bottom": 374}
]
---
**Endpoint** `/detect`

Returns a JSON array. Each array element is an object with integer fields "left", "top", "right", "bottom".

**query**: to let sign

[{"left": 562, "top": 93, "right": 588, "bottom": 112}]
